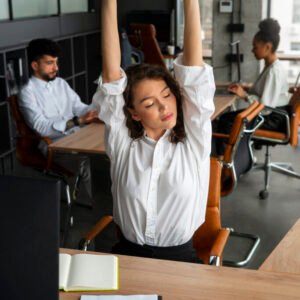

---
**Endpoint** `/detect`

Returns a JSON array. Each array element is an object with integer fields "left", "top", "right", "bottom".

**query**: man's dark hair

[{"left": 27, "top": 38, "right": 61, "bottom": 64}]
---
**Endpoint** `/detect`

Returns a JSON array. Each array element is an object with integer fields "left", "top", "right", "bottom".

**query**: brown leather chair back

[
  {"left": 8, "top": 95, "right": 70, "bottom": 175},
  {"left": 128, "top": 23, "right": 166, "bottom": 67},
  {"left": 8, "top": 95, "right": 48, "bottom": 168},
  {"left": 289, "top": 87, "right": 300, "bottom": 147},
  {"left": 193, "top": 158, "right": 230, "bottom": 264},
  {"left": 221, "top": 101, "right": 264, "bottom": 196}
]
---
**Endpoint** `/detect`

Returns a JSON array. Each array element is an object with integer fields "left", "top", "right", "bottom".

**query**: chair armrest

[
  {"left": 263, "top": 105, "right": 289, "bottom": 116},
  {"left": 253, "top": 106, "right": 290, "bottom": 143},
  {"left": 41, "top": 136, "right": 53, "bottom": 145},
  {"left": 78, "top": 215, "right": 113, "bottom": 250},
  {"left": 209, "top": 228, "right": 230, "bottom": 266},
  {"left": 212, "top": 132, "right": 230, "bottom": 139},
  {"left": 244, "top": 114, "right": 264, "bottom": 134}
]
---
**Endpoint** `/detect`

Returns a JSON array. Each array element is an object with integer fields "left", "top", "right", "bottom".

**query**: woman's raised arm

[
  {"left": 183, "top": 0, "right": 203, "bottom": 66},
  {"left": 101, "top": 0, "right": 121, "bottom": 83}
]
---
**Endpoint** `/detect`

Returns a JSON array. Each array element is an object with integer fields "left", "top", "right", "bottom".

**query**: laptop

[{"left": 0, "top": 175, "right": 61, "bottom": 300}]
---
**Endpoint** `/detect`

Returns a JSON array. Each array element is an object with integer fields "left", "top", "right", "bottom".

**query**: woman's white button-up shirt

[{"left": 92, "top": 55, "right": 215, "bottom": 247}]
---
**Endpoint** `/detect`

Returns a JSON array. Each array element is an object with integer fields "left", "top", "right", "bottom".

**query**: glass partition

[
  {"left": 60, "top": 0, "right": 88, "bottom": 14},
  {"left": 0, "top": 0, "right": 10, "bottom": 20},
  {"left": 12, "top": 0, "right": 58, "bottom": 19}
]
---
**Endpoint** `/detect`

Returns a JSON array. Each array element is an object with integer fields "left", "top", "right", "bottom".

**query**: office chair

[
  {"left": 252, "top": 87, "right": 300, "bottom": 200},
  {"left": 213, "top": 101, "right": 265, "bottom": 267},
  {"left": 8, "top": 94, "right": 81, "bottom": 246},
  {"left": 119, "top": 27, "right": 144, "bottom": 70},
  {"left": 79, "top": 158, "right": 230, "bottom": 266},
  {"left": 128, "top": 23, "right": 166, "bottom": 67}
]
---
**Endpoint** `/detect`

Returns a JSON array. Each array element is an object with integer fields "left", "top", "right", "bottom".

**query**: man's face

[{"left": 31, "top": 55, "right": 59, "bottom": 81}]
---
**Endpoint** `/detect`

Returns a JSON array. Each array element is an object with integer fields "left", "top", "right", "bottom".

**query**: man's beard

[{"left": 41, "top": 72, "right": 57, "bottom": 82}]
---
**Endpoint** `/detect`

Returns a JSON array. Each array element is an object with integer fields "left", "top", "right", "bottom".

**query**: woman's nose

[{"left": 159, "top": 102, "right": 167, "bottom": 111}]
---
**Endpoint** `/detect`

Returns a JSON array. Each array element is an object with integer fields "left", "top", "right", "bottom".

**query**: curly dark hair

[
  {"left": 123, "top": 64, "right": 186, "bottom": 143},
  {"left": 254, "top": 18, "right": 281, "bottom": 52}
]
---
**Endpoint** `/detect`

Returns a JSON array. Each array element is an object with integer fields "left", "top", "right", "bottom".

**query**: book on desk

[
  {"left": 59, "top": 253, "right": 119, "bottom": 292},
  {"left": 81, "top": 295, "right": 162, "bottom": 299}
]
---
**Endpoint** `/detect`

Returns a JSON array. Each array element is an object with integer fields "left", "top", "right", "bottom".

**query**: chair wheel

[{"left": 259, "top": 190, "right": 269, "bottom": 200}]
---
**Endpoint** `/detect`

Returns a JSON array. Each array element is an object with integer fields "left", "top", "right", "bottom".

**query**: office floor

[{"left": 5, "top": 143, "right": 300, "bottom": 270}]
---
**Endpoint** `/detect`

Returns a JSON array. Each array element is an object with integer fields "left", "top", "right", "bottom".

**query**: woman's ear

[
  {"left": 127, "top": 107, "right": 141, "bottom": 121},
  {"left": 265, "top": 42, "right": 273, "bottom": 53}
]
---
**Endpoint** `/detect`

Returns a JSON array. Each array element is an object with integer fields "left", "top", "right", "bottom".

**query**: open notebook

[{"left": 59, "top": 253, "right": 119, "bottom": 292}]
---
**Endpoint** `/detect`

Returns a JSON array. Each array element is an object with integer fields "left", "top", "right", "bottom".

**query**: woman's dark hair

[
  {"left": 123, "top": 64, "right": 186, "bottom": 143},
  {"left": 254, "top": 18, "right": 281, "bottom": 52},
  {"left": 27, "top": 38, "right": 61, "bottom": 64}
]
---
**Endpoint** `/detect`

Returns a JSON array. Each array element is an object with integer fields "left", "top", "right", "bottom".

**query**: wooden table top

[
  {"left": 259, "top": 218, "right": 300, "bottom": 275},
  {"left": 49, "top": 122, "right": 106, "bottom": 155},
  {"left": 59, "top": 248, "right": 300, "bottom": 300},
  {"left": 49, "top": 96, "right": 235, "bottom": 155},
  {"left": 212, "top": 95, "right": 236, "bottom": 120}
]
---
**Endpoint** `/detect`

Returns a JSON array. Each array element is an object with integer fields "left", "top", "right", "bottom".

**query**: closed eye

[{"left": 145, "top": 103, "right": 154, "bottom": 108}]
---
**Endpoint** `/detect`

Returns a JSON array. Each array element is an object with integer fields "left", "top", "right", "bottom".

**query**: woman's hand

[{"left": 227, "top": 83, "right": 247, "bottom": 99}]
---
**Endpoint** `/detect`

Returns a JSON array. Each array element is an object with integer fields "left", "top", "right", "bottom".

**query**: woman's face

[
  {"left": 252, "top": 38, "right": 272, "bottom": 60},
  {"left": 128, "top": 78, "right": 177, "bottom": 141}
]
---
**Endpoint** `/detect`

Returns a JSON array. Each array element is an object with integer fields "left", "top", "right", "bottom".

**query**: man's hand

[{"left": 79, "top": 110, "right": 99, "bottom": 125}]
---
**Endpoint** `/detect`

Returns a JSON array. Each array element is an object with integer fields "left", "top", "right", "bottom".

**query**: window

[
  {"left": 0, "top": 0, "right": 9, "bottom": 20},
  {"left": 291, "top": 41, "right": 300, "bottom": 51},
  {"left": 12, "top": 0, "right": 58, "bottom": 19},
  {"left": 293, "top": 0, "right": 300, "bottom": 23},
  {"left": 199, "top": 0, "right": 213, "bottom": 51},
  {"left": 175, "top": 0, "right": 213, "bottom": 51},
  {"left": 270, "top": 0, "right": 300, "bottom": 84},
  {"left": 60, "top": 0, "right": 88, "bottom": 14}
]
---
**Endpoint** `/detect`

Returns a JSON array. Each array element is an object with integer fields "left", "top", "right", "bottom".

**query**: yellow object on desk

[{"left": 59, "top": 253, "right": 119, "bottom": 292}]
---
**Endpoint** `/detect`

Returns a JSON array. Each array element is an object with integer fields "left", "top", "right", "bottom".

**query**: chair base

[
  {"left": 252, "top": 145, "right": 300, "bottom": 199},
  {"left": 223, "top": 230, "right": 260, "bottom": 267}
]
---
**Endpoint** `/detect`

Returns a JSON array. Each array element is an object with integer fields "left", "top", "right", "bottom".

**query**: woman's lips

[{"left": 161, "top": 113, "right": 173, "bottom": 121}]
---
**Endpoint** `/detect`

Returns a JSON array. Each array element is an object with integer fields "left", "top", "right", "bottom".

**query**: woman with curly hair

[{"left": 92, "top": 0, "right": 215, "bottom": 262}]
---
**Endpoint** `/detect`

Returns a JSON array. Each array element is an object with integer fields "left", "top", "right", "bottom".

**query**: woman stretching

[{"left": 92, "top": 0, "right": 215, "bottom": 263}]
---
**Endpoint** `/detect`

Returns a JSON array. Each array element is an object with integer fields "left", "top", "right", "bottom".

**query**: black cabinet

[{"left": 0, "top": 102, "right": 14, "bottom": 174}]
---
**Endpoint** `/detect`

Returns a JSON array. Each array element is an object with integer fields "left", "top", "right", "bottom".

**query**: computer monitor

[{"left": 0, "top": 175, "right": 61, "bottom": 300}]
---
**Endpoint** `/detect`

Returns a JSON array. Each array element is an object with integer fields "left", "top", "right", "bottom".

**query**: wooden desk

[
  {"left": 49, "top": 122, "right": 106, "bottom": 155},
  {"left": 212, "top": 95, "right": 236, "bottom": 120},
  {"left": 59, "top": 248, "right": 300, "bottom": 300},
  {"left": 49, "top": 97, "right": 235, "bottom": 155},
  {"left": 277, "top": 53, "right": 300, "bottom": 61},
  {"left": 260, "top": 218, "right": 300, "bottom": 275}
]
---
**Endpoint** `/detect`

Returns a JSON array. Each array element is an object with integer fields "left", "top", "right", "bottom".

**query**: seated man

[{"left": 19, "top": 38, "right": 98, "bottom": 199}]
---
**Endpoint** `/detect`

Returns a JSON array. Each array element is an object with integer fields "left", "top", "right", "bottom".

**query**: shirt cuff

[
  {"left": 53, "top": 119, "right": 68, "bottom": 133},
  {"left": 97, "top": 69, "right": 127, "bottom": 95},
  {"left": 173, "top": 54, "right": 215, "bottom": 87}
]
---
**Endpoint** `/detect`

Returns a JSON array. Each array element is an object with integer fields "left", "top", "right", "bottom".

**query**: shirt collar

[
  {"left": 31, "top": 75, "right": 55, "bottom": 89},
  {"left": 142, "top": 129, "right": 171, "bottom": 145}
]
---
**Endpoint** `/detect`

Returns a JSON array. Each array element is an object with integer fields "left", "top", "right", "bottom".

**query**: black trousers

[{"left": 111, "top": 235, "right": 202, "bottom": 263}]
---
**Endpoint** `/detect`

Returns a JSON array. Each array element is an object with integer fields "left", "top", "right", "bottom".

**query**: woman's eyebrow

[{"left": 139, "top": 86, "right": 169, "bottom": 103}]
